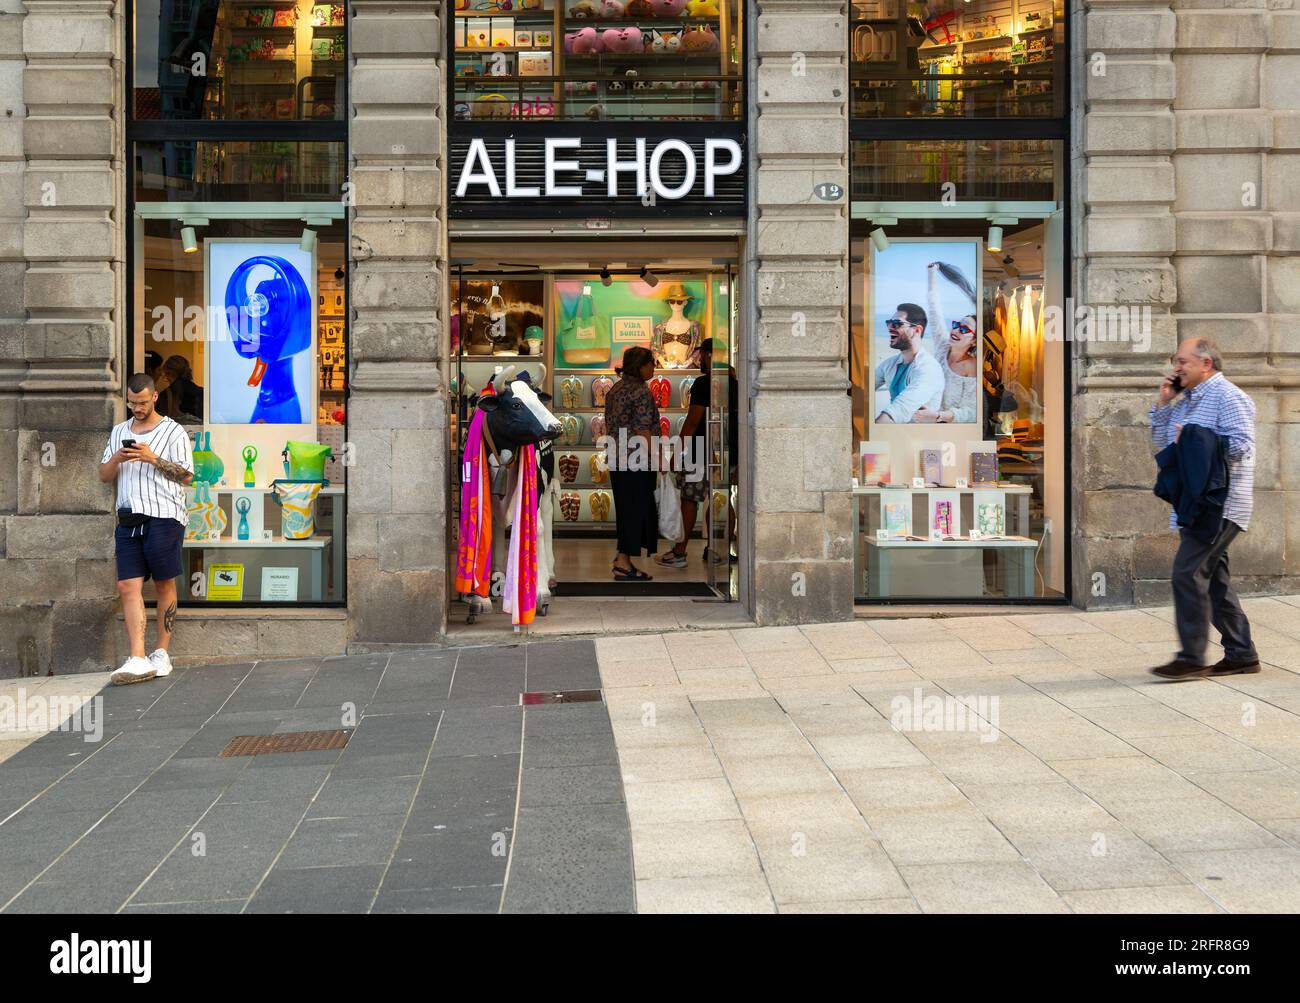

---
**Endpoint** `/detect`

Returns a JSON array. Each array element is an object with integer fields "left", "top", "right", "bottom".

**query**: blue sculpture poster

[{"left": 207, "top": 240, "right": 316, "bottom": 425}]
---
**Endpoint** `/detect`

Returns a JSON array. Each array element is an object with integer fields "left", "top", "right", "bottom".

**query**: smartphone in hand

[{"left": 121, "top": 438, "right": 137, "bottom": 449}]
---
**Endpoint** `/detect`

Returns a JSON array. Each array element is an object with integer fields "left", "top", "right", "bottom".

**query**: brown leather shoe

[
  {"left": 1151, "top": 658, "right": 1211, "bottom": 680},
  {"left": 1210, "top": 657, "right": 1261, "bottom": 676}
]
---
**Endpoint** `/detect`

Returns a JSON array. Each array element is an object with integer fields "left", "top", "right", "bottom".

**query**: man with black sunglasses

[{"left": 874, "top": 302, "right": 943, "bottom": 424}]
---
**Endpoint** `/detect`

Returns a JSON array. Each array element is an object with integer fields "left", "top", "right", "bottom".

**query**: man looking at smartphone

[
  {"left": 1150, "top": 338, "right": 1260, "bottom": 680},
  {"left": 99, "top": 373, "right": 194, "bottom": 684}
]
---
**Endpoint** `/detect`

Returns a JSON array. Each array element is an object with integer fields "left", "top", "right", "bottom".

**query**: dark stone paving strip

[{"left": 0, "top": 642, "right": 635, "bottom": 914}]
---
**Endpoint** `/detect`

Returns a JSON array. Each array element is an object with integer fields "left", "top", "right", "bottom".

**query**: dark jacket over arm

[{"left": 1153, "top": 423, "right": 1230, "bottom": 544}]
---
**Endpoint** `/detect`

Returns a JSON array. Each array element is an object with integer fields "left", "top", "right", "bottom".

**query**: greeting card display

[
  {"left": 973, "top": 489, "right": 1006, "bottom": 538},
  {"left": 920, "top": 448, "right": 943, "bottom": 486},
  {"left": 881, "top": 492, "right": 912, "bottom": 538},
  {"left": 928, "top": 489, "right": 961, "bottom": 539},
  {"left": 860, "top": 442, "right": 891, "bottom": 486},
  {"left": 970, "top": 451, "right": 998, "bottom": 485}
]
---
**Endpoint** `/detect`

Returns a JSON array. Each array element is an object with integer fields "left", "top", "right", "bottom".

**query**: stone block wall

[
  {"left": 747, "top": 0, "right": 854, "bottom": 624},
  {"left": 346, "top": 0, "right": 448, "bottom": 647},
  {"left": 1078, "top": 0, "right": 1300, "bottom": 607}
]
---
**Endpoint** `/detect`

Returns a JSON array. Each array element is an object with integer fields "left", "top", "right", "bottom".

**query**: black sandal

[{"left": 612, "top": 565, "right": 652, "bottom": 581}]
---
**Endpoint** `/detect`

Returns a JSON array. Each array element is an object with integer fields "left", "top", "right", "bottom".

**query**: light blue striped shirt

[{"left": 1149, "top": 371, "right": 1256, "bottom": 531}]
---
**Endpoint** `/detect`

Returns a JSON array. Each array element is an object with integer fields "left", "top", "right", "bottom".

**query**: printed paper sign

[
  {"left": 207, "top": 563, "right": 245, "bottom": 601},
  {"left": 611, "top": 316, "right": 654, "bottom": 346},
  {"left": 260, "top": 567, "right": 300, "bottom": 601}
]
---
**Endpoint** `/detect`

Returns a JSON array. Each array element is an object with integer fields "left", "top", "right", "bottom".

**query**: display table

[
  {"left": 184, "top": 535, "right": 331, "bottom": 601},
  {"left": 852, "top": 484, "right": 1036, "bottom": 599}
]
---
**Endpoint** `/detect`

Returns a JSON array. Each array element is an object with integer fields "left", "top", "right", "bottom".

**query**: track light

[
  {"left": 299, "top": 227, "right": 317, "bottom": 252},
  {"left": 986, "top": 225, "right": 1003, "bottom": 253},
  {"left": 640, "top": 266, "right": 659, "bottom": 288},
  {"left": 600, "top": 266, "right": 612, "bottom": 287},
  {"left": 869, "top": 226, "right": 889, "bottom": 252},
  {"left": 180, "top": 226, "right": 198, "bottom": 254}
]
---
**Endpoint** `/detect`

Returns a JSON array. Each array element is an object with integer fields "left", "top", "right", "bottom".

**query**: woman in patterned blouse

[{"left": 604, "top": 345, "right": 660, "bottom": 580}]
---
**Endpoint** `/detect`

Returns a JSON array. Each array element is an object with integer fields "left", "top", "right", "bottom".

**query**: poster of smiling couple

[{"left": 870, "top": 238, "right": 982, "bottom": 427}]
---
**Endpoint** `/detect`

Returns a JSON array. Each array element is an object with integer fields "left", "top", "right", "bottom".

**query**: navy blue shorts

[{"left": 115, "top": 517, "right": 184, "bottom": 583}]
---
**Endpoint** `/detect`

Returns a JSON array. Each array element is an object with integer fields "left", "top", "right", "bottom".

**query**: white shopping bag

[{"left": 655, "top": 470, "right": 685, "bottom": 543}]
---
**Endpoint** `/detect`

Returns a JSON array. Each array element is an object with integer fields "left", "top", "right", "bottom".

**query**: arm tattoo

[
  {"left": 163, "top": 601, "right": 177, "bottom": 635},
  {"left": 155, "top": 458, "right": 193, "bottom": 484}
]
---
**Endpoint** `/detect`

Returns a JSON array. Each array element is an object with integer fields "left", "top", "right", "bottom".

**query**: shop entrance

[{"left": 448, "top": 238, "right": 740, "bottom": 631}]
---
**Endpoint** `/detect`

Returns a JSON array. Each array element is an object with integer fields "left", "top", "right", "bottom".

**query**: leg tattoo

[{"left": 163, "top": 601, "right": 177, "bottom": 635}]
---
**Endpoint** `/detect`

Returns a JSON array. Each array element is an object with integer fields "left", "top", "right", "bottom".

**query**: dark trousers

[
  {"left": 609, "top": 469, "right": 658, "bottom": 557},
  {"left": 1171, "top": 519, "right": 1257, "bottom": 664}
]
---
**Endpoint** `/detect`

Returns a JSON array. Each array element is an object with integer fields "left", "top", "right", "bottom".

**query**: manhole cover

[
  {"left": 220, "top": 729, "right": 352, "bottom": 758},
  {"left": 520, "top": 690, "right": 603, "bottom": 705}
]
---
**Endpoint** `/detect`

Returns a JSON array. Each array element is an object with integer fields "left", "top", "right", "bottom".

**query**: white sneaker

[
  {"left": 111, "top": 656, "right": 156, "bottom": 686},
  {"left": 148, "top": 649, "right": 173, "bottom": 677}
]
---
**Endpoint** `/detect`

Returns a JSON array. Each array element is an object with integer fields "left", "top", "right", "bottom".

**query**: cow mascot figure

[{"left": 454, "top": 366, "right": 562, "bottom": 629}]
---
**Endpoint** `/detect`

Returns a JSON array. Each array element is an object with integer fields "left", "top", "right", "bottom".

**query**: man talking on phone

[
  {"left": 1150, "top": 338, "right": 1260, "bottom": 679},
  {"left": 99, "top": 372, "right": 194, "bottom": 684}
]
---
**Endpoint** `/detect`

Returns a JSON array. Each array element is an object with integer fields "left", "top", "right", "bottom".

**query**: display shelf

[
  {"left": 208, "top": 485, "right": 344, "bottom": 495},
  {"left": 853, "top": 483, "right": 1031, "bottom": 495},
  {"left": 865, "top": 535, "right": 1035, "bottom": 548},
  {"left": 185, "top": 534, "right": 331, "bottom": 549}
]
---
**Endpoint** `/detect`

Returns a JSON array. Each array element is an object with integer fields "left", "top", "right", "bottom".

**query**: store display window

[
  {"left": 850, "top": 0, "right": 1064, "bottom": 119},
  {"left": 130, "top": 142, "right": 347, "bottom": 606},
  {"left": 849, "top": 141, "right": 1065, "bottom": 601},
  {"left": 133, "top": 0, "right": 345, "bottom": 121},
  {"left": 451, "top": 0, "right": 744, "bottom": 121}
]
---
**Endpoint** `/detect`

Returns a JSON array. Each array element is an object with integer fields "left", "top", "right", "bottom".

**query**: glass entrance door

[{"left": 705, "top": 265, "right": 737, "bottom": 598}]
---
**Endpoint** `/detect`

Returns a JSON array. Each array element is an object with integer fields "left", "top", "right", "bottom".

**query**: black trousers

[
  {"left": 1171, "top": 519, "right": 1257, "bottom": 664},
  {"left": 609, "top": 469, "right": 658, "bottom": 557}
]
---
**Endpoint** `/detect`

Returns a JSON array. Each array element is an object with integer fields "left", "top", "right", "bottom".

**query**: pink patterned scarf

[{"left": 502, "top": 442, "right": 538, "bottom": 626}]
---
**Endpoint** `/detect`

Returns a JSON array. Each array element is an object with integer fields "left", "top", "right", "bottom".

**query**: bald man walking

[{"left": 1150, "top": 338, "right": 1260, "bottom": 680}]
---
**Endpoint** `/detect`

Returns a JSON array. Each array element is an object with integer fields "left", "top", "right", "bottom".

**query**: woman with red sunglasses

[{"left": 914, "top": 261, "right": 978, "bottom": 423}]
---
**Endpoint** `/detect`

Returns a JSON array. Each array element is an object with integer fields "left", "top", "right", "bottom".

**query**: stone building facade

[{"left": 0, "top": 0, "right": 1294, "bottom": 674}]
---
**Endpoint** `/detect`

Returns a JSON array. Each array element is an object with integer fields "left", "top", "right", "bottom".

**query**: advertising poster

[
  {"left": 206, "top": 240, "right": 316, "bottom": 425},
  {"left": 554, "top": 278, "right": 707, "bottom": 370},
  {"left": 870, "top": 238, "right": 981, "bottom": 426}
]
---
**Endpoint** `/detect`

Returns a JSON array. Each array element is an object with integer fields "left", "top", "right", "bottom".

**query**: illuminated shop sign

[{"left": 454, "top": 137, "right": 743, "bottom": 201}]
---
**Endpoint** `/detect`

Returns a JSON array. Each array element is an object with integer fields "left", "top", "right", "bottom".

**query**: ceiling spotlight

[
  {"left": 180, "top": 226, "right": 198, "bottom": 254},
  {"left": 640, "top": 266, "right": 659, "bottom": 288},
  {"left": 986, "top": 225, "right": 1003, "bottom": 254},
  {"left": 600, "top": 267, "right": 612, "bottom": 287},
  {"left": 869, "top": 226, "right": 889, "bottom": 253},
  {"left": 299, "top": 227, "right": 317, "bottom": 253}
]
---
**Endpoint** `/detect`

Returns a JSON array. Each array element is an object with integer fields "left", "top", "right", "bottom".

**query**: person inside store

[
  {"left": 1150, "top": 337, "right": 1261, "bottom": 680},
  {"left": 914, "top": 261, "right": 978, "bottom": 424},
  {"left": 144, "top": 350, "right": 164, "bottom": 385},
  {"left": 656, "top": 338, "right": 737, "bottom": 569},
  {"left": 155, "top": 354, "right": 204, "bottom": 424},
  {"left": 874, "top": 302, "right": 943, "bottom": 423},
  {"left": 605, "top": 345, "right": 660, "bottom": 581},
  {"left": 98, "top": 372, "right": 195, "bottom": 685}
]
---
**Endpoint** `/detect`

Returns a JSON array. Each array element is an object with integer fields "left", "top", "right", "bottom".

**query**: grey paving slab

[
  {"left": 502, "top": 851, "right": 634, "bottom": 914},
  {"left": 383, "top": 831, "right": 510, "bottom": 891},
  {"left": 123, "top": 899, "right": 247, "bottom": 914},
  {"left": 246, "top": 864, "right": 386, "bottom": 914},
  {"left": 130, "top": 800, "right": 306, "bottom": 904},
  {"left": 420, "top": 753, "right": 521, "bottom": 794},
  {"left": 431, "top": 706, "right": 521, "bottom": 757},
  {"left": 372, "top": 883, "right": 501, "bottom": 914},
  {"left": 14, "top": 772, "right": 150, "bottom": 814},
  {"left": 525, "top": 734, "right": 621, "bottom": 768},
  {"left": 218, "top": 763, "right": 332, "bottom": 805},
  {"left": 519, "top": 764, "right": 625, "bottom": 808},
  {"left": 135, "top": 756, "right": 249, "bottom": 794},
  {"left": 277, "top": 814, "right": 406, "bottom": 868},
  {"left": 404, "top": 788, "right": 518, "bottom": 837},
  {"left": 329, "top": 750, "right": 427, "bottom": 780},
  {"left": 306, "top": 776, "right": 421, "bottom": 820},
  {"left": 523, "top": 702, "right": 615, "bottom": 739},
  {"left": 525, "top": 640, "right": 602, "bottom": 692}
]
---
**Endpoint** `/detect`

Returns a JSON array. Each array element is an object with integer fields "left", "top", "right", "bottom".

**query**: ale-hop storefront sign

[{"left": 449, "top": 130, "right": 747, "bottom": 217}]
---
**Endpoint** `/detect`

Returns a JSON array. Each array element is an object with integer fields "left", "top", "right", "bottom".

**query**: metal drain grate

[
  {"left": 520, "top": 690, "right": 603, "bottom": 705},
  {"left": 219, "top": 729, "right": 352, "bottom": 758}
]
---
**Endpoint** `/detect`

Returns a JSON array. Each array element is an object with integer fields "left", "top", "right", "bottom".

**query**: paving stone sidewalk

[
  {"left": 597, "top": 599, "right": 1300, "bottom": 913},
  {"left": 0, "top": 641, "right": 632, "bottom": 914}
]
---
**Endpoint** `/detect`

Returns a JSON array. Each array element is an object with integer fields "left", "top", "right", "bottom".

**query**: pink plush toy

[
  {"left": 650, "top": 0, "right": 687, "bottom": 15},
  {"left": 601, "top": 0, "right": 625, "bottom": 14},
  {"left": 681, "top": 24, "right": 719, "bottom": 52},
  {"left": 565, "top": 26, "right": 604, "bottom": 54},
  {"left": 601, "top": 26, "right": 643, "bottom": 53}
]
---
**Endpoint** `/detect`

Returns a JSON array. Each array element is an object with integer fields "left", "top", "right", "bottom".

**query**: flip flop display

[
  {"left": 591, "top": 375, "right": 614, "bottom": 406},
  {"left": 659, "top": 416, "right": 671, "bottom": 438},
  {"left": 560, "top": 376, "right": 583, "bottom": 410},
  {"left": 588, "top": 452, "right": 610, "bottom": 484},
  {"left": 559, "top": 413, "right": 584, "bottom": 447},
  {"left": 649, "top": 376, "right": 672, "bottom": 408},
  {"left": 589, "top": 414, "right": 606, "bottom": 442},
  {"left": 560, "top": 491, "right": 582, "bottom": 521},
  {"left": 558, "top": 452, "right": 580, "bottom": 483},
  {"left": 679, "top": 376, "right": 696, "bottom": 407},
  {"left": 589, "top": 489, "right": 612, "bottom": 521}
]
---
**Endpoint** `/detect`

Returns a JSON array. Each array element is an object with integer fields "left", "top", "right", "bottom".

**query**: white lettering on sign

[
  {"left": 455, "top": 137, "right": 743, "bottom": 201},
  {"left": 545, "top": 137, "right": 582, "bottom": 197}
]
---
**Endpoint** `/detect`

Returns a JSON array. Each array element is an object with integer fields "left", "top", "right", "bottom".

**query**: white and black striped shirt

[{"left": 102, "top": 417, "right": 194, "bottom": 526}]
